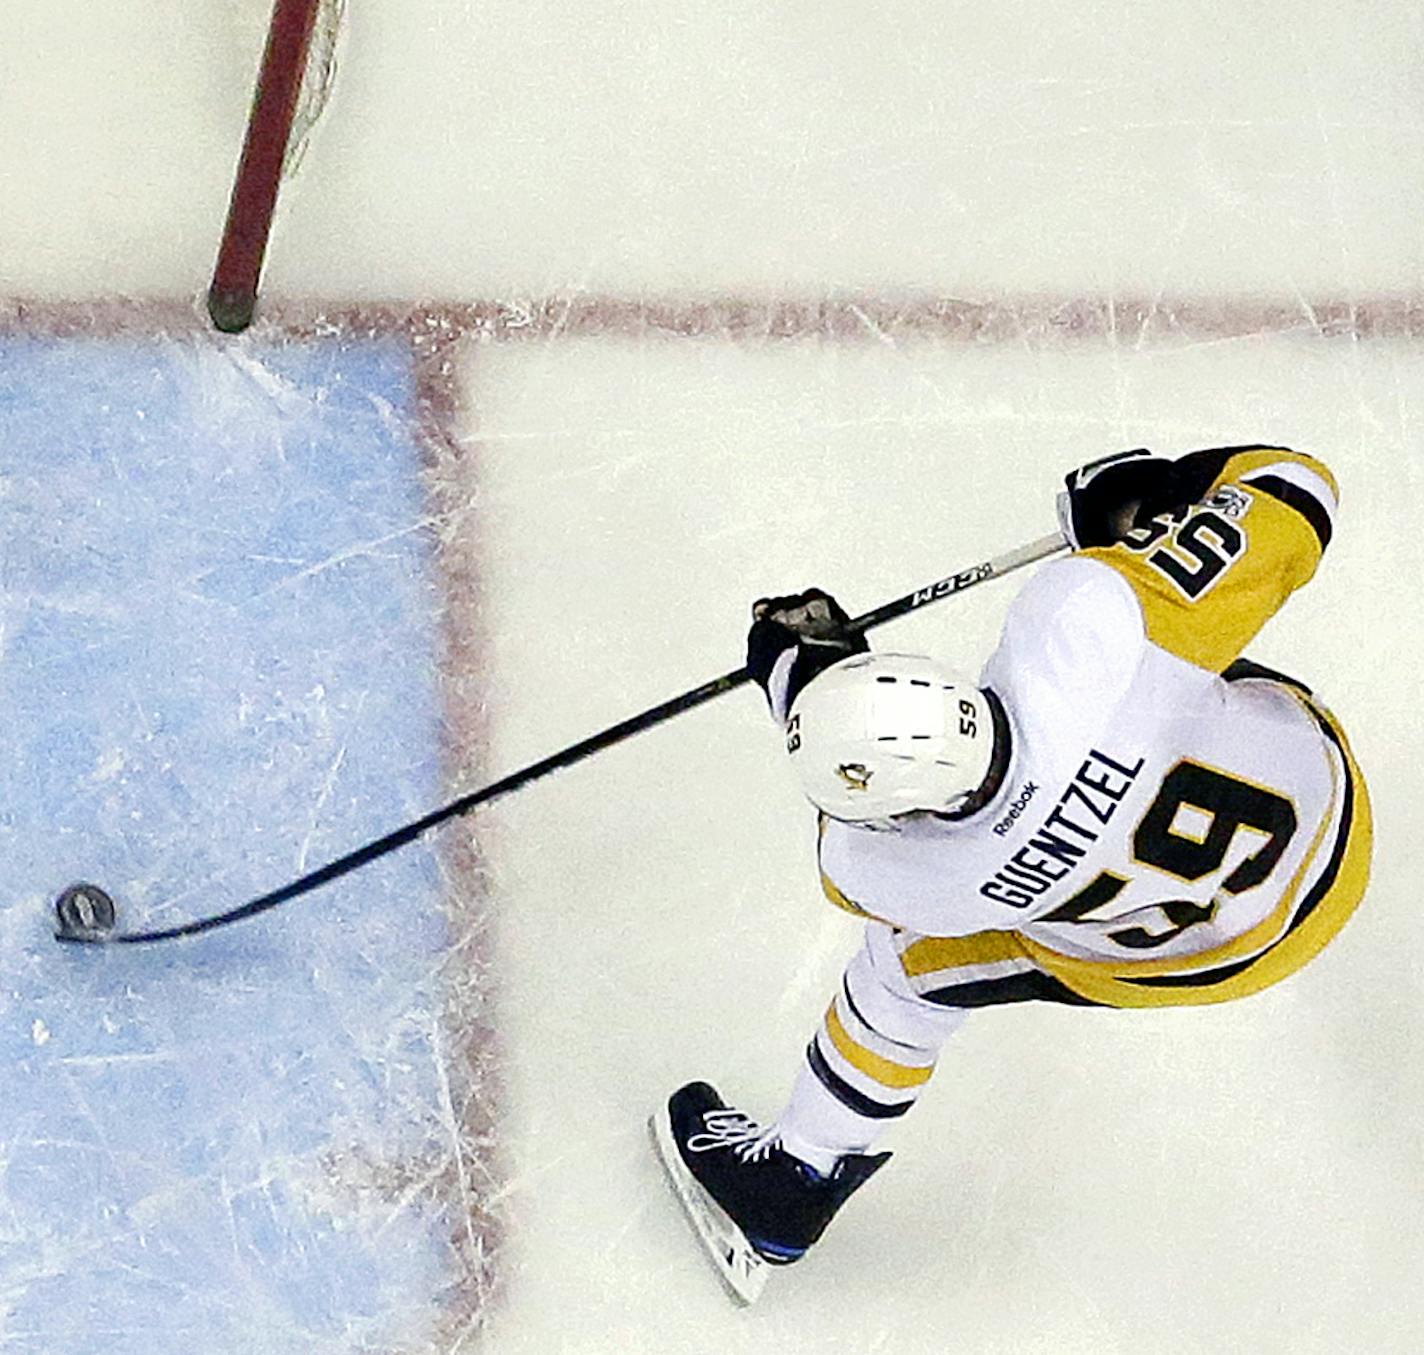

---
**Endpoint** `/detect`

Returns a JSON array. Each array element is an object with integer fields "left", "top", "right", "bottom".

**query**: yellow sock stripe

[{"left": 823, "top": 1002, "right": 934, "bottom": 1090}]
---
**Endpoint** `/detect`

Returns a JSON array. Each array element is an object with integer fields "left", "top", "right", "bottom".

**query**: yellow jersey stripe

[
  {"left": 818, "top": 815, "right": 894, "bottom": 922},
  {"left": 899, "top": 930, "right": 1029, "bottom": 978},
  {"left": 820, "top": 870, "right": 876, "bottom": 918}
]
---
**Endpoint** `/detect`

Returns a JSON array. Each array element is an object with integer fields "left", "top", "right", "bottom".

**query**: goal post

[{"left": 207, "top": 0, "right": 342, "bottom": 333}]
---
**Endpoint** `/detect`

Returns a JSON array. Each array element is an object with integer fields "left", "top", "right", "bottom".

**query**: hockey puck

[{"left": 54, "top": 883, "right": 117, "bottom": 941}]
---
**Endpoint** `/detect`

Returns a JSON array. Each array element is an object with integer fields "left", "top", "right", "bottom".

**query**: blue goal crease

[{"left": 0, "top": 333, "right": 462, "bottom": 1355}]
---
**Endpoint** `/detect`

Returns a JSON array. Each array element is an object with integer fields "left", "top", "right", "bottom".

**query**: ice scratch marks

[
  {"left": 256, "top": 515, "right": 443, "bottom": 598},
  {"left": 212, "top": 346, "right": 315, "bottom": 420},
  {"left": 53, "top": 1050, "right": 178, "bottom": 1068},
  {"left": 428, "top": 1012, "right": 478, "bottom": 1262},
  {"left": 368, "top": 1156, "right": 448, "bottom": 1244},
  {"left": 848, "top": 303, "right": 900, "bottom": 351},
  {"left": 847, "top": 301, "right": 959, "bottom": 424},
  {"left": 1290, "top": 32, "right": 1380, "bottom": 436},
  {"left": 297, "top": 744, "right": 348, "bottom": 874},
  {"left": 1298, "top": 44, "right": 1356, "bottom": 298}
]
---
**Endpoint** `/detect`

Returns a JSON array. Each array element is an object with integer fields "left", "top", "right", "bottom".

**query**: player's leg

[
  {"left": 652, "top": 922, "right": 999, "bottom": 1301},
  {"left": 772, "top": 921, "right": 974, "bottom": 1170}
]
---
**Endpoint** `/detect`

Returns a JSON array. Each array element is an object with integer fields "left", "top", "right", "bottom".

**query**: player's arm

[
  {"left": 745, "top": 589, "right": 867, "bottom": 723},
  {"left": 1056, "top": 445, "right": 1338, "bottom": 672}
]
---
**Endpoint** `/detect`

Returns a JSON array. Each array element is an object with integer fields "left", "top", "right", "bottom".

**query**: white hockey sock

[{"left": 775, "top": 1058, "right": 885, "bottom": 1174}]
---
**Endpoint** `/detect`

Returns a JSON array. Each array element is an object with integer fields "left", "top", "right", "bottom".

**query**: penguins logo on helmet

[{"left": 835, "top": 763, "right": 874, "bottom": 792}]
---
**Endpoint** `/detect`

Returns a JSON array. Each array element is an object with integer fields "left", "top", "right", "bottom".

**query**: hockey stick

[{"left": 53, "top": 531, "right": 1067, "bottom": 946}]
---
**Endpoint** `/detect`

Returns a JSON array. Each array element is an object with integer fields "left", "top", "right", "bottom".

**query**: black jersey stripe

[
  {"left": 1169, "top": 445, "right": 1289, "bottom": 502},
  {"left": 1221, "top": 657, "right": 1313, "bottom": 696},
  {"left": 1126, "top": 703, "right": 1352, "bottom": 991},
  {"left": 1243, "top": 473, "right": 1334, "bottom": 551},
  {"left": 920, "top": 969, "right": 1101, "bottom": 1008}
]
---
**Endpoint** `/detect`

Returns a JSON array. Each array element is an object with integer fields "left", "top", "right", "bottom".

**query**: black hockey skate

[{"left": 650, "top": 1080, "right": 890, "bottom": 1304}]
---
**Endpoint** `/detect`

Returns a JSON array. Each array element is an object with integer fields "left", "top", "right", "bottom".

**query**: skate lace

[{"left": 685, "top": 1109, "right": 780, "bottom": 1163}]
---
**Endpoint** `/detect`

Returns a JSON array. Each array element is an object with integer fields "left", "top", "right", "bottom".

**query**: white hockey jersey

[{"left": 816, "top": 448, "right": 1371, "bottom": 1008}]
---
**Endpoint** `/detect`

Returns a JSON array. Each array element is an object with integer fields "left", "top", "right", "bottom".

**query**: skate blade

[{"left": 649, "top": 1103, "right": 770, "bottom": 1306}]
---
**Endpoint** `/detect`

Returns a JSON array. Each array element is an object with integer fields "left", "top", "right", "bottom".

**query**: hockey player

[{"left": 652, "top": 445, "right": 1372, "bottom": 1304}]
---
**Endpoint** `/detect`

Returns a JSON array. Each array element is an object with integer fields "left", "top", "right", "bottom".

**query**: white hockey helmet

[{"left": 785, "top": 653, "right": 995, "bottom": 822}]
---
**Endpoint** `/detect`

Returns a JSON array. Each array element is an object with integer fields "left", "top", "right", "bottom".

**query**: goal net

[{"left": 208, "top": 0, "right": 348, "bottom": 333}]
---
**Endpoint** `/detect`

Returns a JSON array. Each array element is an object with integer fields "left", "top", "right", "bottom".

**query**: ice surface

[
  {"left": 0, "top": 335, "right": 496, "bottom": 1354},
  {"left": 464, "top": 328, "right": 1423, "bottom": 1354},
  {"left": 3, "top": 0, "right": 1424, "bottom": 1351},
  {"left": 7, "top": 2, "right": 1424, "bottom": 298}
]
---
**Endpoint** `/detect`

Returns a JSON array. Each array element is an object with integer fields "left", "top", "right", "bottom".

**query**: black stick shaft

[{"left": 58, "top": 532, "right": 1066, "bottom": 945}]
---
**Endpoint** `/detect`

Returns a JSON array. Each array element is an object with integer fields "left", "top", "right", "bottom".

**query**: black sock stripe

[{"left": 806, "top": 1040, "right": 914, "bottom": 1119}]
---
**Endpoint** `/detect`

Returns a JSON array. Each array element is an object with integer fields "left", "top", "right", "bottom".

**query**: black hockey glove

[
  {"left": 1057, "top": 448, "right": 1180, "bottom": 549},
  {"left": 746, "top": 588, "right": 868, "bottom": 723}
]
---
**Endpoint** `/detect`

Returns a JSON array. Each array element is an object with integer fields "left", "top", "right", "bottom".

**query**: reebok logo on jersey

[
  {"left": 978, "top": 749, "right": 1145, "bottom": 909},
  {"left": 992, "top": 783, "right": 1039, "bottom": 836}
]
